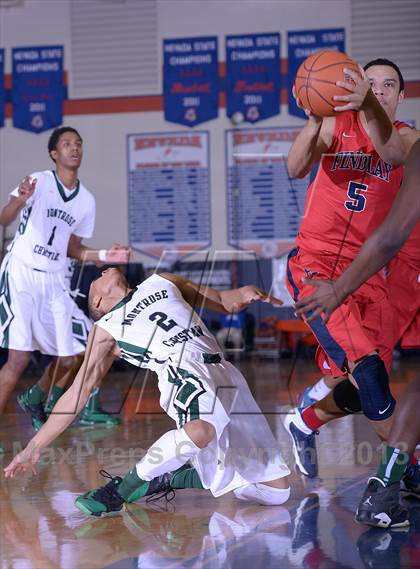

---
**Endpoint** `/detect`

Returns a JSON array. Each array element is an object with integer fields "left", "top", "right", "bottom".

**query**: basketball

[{"left": 294, "top": 50, "right": 360, "bottom": 116}]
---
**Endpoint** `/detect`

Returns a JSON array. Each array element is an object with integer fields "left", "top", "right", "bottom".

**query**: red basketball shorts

[{"left": 286, "top": 247, "right": 393, "bottom": 377}]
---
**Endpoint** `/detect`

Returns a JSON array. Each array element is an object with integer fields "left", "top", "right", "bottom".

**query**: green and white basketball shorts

[
  {"left": 157, "top": 352, "right": 290, "bottom": 497},
  {"left": 0, "top": 254, "right": 88, "bottom": 356}
]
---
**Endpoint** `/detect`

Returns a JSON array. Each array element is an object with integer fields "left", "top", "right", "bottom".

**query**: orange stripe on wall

[{"left": 3, "top": 71, "right": 420, "bottom": 118}]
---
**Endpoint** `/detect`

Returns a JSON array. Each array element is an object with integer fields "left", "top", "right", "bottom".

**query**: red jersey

[
  {"left": 398, "top": 221, "right": 420, "bottom": 268},
  {"left": 296, "top": 112, "right": 409, "bottom": 260}
]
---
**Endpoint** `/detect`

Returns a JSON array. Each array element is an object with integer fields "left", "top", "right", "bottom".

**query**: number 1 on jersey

[
  {"left": 47, "top": 225, "right": 57, "bottom": 246},
  {"left": 345, "top": 181, "right": 368, "bottom": 212}
]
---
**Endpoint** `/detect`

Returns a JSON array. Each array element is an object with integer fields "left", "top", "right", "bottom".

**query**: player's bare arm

[
  {"left": 335, "top": 66, "right": 408, "bottom": 165},
  {"left": 67, "top": 234, "right": 131, "bottom": 264},
  {"left": 296, "top": 139, "right": 420, "bottom": 321},
  {"left": 287, "top": 91, "right": 335, "bottom": 179},
  {"left": 0, "top": 176, "right": 37, "bottom": 226},
  {"left": 400, "top": 127, "right": 420, "bottom": 157},
  {"left": 3, "top": 325, "right": 116, "bottom": 478},
  {"left": 160, "top": 272, "right": 283, "bottom": 314}
]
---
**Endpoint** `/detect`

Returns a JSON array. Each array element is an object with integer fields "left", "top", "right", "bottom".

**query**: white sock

[
  {"left": 135, "top": 428, "right": 201, "bottom": 481},
  {"left": 234, "top": 483, "right": 291, "bottom": 506},
  {"left": 308, "top": 377, "right": 331, "bottom": 401},
  {"left": 291, "top": 409, "right": 313, "bottom": 435}
]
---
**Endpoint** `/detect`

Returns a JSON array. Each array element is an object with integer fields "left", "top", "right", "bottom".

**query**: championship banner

[
  {"left": 226, "top": 127, "right": 309, "bottom": 258},
  {"left": 163, "top": 37, "right": 218, "bottom": 127},
  {"left": 0, "top": 49, "right": 4, "bottom": 128},
  {"left": 288, "top": 29, "right": 345, "bottom": 119},
  {"left": 226, "top": 33, "right": 280, "bottom": 123},
  {"left": 12, "top": 45, "right": 64, "bottom": 133},
  {"left": 127, "top": 131, "right": 211, "bottom": 259}
]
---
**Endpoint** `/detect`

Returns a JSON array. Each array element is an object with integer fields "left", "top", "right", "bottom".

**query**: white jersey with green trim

[
  {"left": 96, "top": 274, "right": 221, "bottom": 371},
  {"left": 8, "top": 170, "right": 95, "bottom": 272}
]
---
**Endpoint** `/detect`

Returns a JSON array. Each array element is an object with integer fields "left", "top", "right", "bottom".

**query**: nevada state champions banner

[
  {"left": 163, "top": 37, "right": 219, "bottom": 127},
  {"left": 226, "top": 33, "right": 280, "bottom": 123},
  {"left": 288, "top": 29, "right": 345, "bottom": 119},
  {"left": 12, "top": 45, "right": 64, "bottom": 133}
]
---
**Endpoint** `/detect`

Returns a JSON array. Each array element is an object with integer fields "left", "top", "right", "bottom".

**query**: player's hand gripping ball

[{"left": 294, "top": 50, "right": 360, "bottom": 117}]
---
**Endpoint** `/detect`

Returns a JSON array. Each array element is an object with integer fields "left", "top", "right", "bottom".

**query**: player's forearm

[
  {"left": 335, "top": 232, "right": 406, "bottom": 302},
  {"left": 67, "top": 240, "right": 103, "bottom": 263},
  {"left": 29, "top": 384, "right": 92, "bottom": 451},
  {"left": 0, "top": 200, "right": 25, "bottom": 226},
  {"left": 363, "top": 91, "right": 405, "bottom": 165},
  {"left": 287, "top": 120, "right": 323, "bottom": 178}
]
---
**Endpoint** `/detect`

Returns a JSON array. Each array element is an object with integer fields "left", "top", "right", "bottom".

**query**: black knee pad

[
  {"left": 352, "top": 354, "right": 395, "bottom": 421},
  {"left": 332, "top": 379, "right": 361, "bottom": 414}
]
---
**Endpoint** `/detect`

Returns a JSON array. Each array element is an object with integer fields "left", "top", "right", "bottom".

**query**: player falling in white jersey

[{"left": 5, "top": 269, "right": 291, "bottom": 514}]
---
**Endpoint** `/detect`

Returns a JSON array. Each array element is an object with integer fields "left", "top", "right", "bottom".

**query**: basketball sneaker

[
  {"left": 401, "top": 463, "right": 420, "bottom": 499},
  {"left": 357, "top": 528, "right": 409, "bottom": 569},
  {"left": 355, "top": 478, "right": 410, "bottom": 528},
  {"left": 288, "top": 494, "right": 319, "bottom": 566},
  {"left": 297, "top": 387, "right": 317, "bottom": 410},
  {"left": 44, "top": 392, "right": 62, "bottom": 416},
  {"left": 75, "top": 470, "right": 125, "bottom": 517},
  {"left": 17, "top": 390, "right": 47, "bottom": 432},
  {"left": 75, "top": 470, "right": 176, "bottom": 517},
  {"left": 127, "top": 472, "right": 175, "bottom": 504},
  {"left": 79, "top": 407, "right": 121, "bottom": 426},
  {"left": 79, "top": 388, "right": 121, "bottom": 426},
  {"left": 284, "top": 412, "right": 318, "bottom": 478}
]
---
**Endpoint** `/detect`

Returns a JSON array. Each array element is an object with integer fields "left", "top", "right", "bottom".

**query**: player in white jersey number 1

[
  {"left": 0, "top": 127, "right": 130, "bottom": 451},
  {"left": 5, "top": 269, "right": 291, "bottom": 514}
]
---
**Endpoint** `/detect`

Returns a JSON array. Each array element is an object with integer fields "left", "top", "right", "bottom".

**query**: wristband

[{"left": 98, "top": 249, "right": 107, "bottom": 262}]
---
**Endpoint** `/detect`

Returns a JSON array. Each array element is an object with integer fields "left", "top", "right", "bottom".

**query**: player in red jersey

[
  {"left": 284, "top": 58, "right": 419, "bottom": 478},
  {"left": 296, "top": 139, "right": 420, "bottom": 528}
]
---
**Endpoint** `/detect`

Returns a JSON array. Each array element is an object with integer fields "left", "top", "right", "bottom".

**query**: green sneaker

[
  {"left": 79, "top": 389, "right": 120, "bottom": 426},
  {"left": 75, "top": 470, "right": 126, "bottom": 517},
  {"left": 17, "top": 390, "right": 47, "bottom": 432},
  {"left": 45, "top": 395, "right": 61, "bottom": 416},
  {"left": 79, "top": 407, "right": 121, "bottom": 426}
]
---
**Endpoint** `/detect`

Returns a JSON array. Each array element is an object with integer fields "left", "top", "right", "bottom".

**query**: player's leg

[
  {"left": 355, "top": 376, "right": 420, "bottom": 528},
  {"left": 44, "top": 356, "right": 82, "bottom": 413},
  {"left": 297, "top": 349, "right": 344, "bottom": 409},
  {"left": 285, "top": 377, "right": 361, "bottom": 477},
  {"left": 233, "top": 480, "right": 291, "bottom": 506},
  {"left": 298, "top": 375, "right": 340, "bottom": 408},
  {"left": 287, "top": 350, "right": 395, "bottom": 478},
  {"left": 75, "top": 419, "right": 213, "bottom": 517},
  {"left": 18, "top": 355, "right": 78, "bottom": 430},
  {"left": 0, "top": 349, "right": 32, "bottom": 414},
  {"left": 286, "top": 251, "right": 396, "bottom": 476},
  {"left": 0, "top": 258, "right": 36, "bottom": 415}
]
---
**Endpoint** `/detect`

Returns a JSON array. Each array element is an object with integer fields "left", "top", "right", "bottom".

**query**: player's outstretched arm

[
  {"left": 0, "top": 176, "right": 37, "bottom": 226},
  {"left": 160, "top": 273, "right": 282, "bottom": 314},
  {"left": 3, "top": 326, "right": 116, "bottom": 478},
  {"left": 67, "top": 234, "right": 131, "bottom": 264},
  {"left": 296, "top": 139, "right": 420, "bottom": 321}
]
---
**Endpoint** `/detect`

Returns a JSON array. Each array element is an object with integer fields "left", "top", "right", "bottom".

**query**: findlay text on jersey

[{"left": 330, "top": 152, "right": 392, "bottom": 182}]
